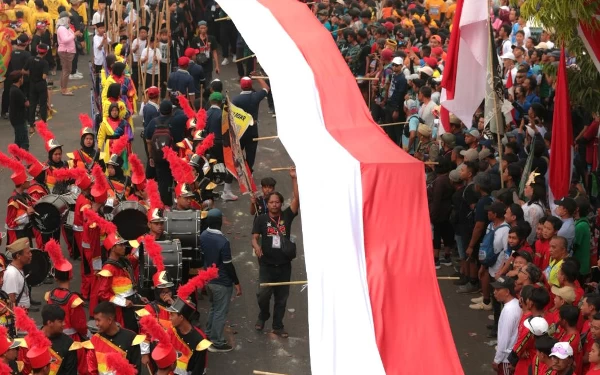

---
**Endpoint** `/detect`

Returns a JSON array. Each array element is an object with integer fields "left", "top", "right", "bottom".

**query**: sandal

[
  {"left": 62, "top": 91, "right": 74, "bottom": 96},
  {"left": 255, "top": 319, "right": 265, "bottom": 331},
  {"left": 272, "top": 329, "right": 288, "bottom": 338}
]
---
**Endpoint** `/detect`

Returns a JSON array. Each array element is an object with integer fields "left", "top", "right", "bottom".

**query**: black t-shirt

[
  {"left": 9, "top": 85, "right": 27, "bottom": 124},
  {"left": 355, "top": 42, "right": 371, "bottom": 76},
  {"left": 252, "top": 207, "right": 297, "bottom": 265},
  {"left": 25, "top": 55, "right": 49, "bottom": 83},
  {"left": 190, "top": 35, "right": 218, "bottom": 71},
  {"left": 8, "top": 49, "right": 31, "bottom": 75}
]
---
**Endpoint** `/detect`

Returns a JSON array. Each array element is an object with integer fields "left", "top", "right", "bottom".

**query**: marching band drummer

[
  {"left": 0, "top": 326, "right": 21, "bottom": 374},
  {"left": 71, "top": 169, "right": 96, "bottom": 301},
  {"left": 69, "top": 114, "right": 99, "bottom": 172},
  {"left": 35, "top": 121, "right": 69, "bottom": 194},
  {"left": 105, "top": 135, "right": 131, "bottom": 204}
]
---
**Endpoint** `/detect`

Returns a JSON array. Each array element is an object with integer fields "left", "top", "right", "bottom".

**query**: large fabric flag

[
  {"left": 219, "top": 0, "right": 465, "bottom": 374},
  {"left": 484, "top": 22, "right": 506, "bottom": 135},
  {"left": 578, "top": 15, "right": 600, "bottom": 72},
  {"left": 221, "top": 97, "right": 257, "bottom": 194},
  {"left": 549, "top": 47, "right": 574, "bottom": 202},
  {"left": 440, "top": 0, "right": 488, "bottom": 131}
]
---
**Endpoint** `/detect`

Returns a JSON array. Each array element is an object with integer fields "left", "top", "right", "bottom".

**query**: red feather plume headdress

[
  {"left": 177, "top": 93, "right": 196, "bottom": 119},
  {"left": 83, "top": 208, "right": 117, "bottom": 234},
  {"left": 177, "top": 266, "right": 218, "bottom": 301},
  {"left": 0, "top": 151, "right": 25, "bottom": 175},
  {"left": 15, "top": 307, "right": 51, "bottom": 348},
  {"left": 53, "top": 167, "right": 86, "bottom": 181},
  {"left": 110, "top": 134, "right": 129, "bottom": 156},
  {"left": 162, "top": 146, "right": 195, "bottom": 184},
  {"left": 79, "top": 113, "right": 94, "bottom": 130},
  {"left": 105, "top": 353, "right": 138, "bottom": 375},
  {"left": 35, "top": 120, "right": 56, "bottom": 145},
  {"left": 195, "top": 133, "right": 215, "bottom": 156},
  {"left": 7, "top": 144, "right": 39, "bottom": 166},
  {"left": 91, "top": 163, "right": 110, "bottom": 193},
  {"left": 146, "top": 179, "right": 163, "bottom": 209},
  {"left": 139, "top": 315, "right": 171, "bottom": 344},
  {"left": 195, "top": 108, "right": 207, "bottom": 130},
  {"left": 143, "top": 234, "right": 165, "bottom": 274},
  {"left": 129, "top": 153, "right": 145, "bottom": 183},
  {"left": 44, "top": 239, "right": 66, "bottom": 268}
]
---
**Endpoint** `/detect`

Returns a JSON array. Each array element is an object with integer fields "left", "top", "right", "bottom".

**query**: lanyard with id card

[{"left": 270, "top": 216, "right": 282, "bottom": 249}]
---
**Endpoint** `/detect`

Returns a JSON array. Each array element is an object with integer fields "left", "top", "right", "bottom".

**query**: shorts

[{"left": 432, "top": 220, "right": 455, "bottom": 249}]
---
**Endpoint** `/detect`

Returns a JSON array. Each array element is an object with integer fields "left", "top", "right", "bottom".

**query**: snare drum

[
  {"left": 112, "top": 201, "right": 148, "bottom": 240},
  {"left": 164, "top": 210, "right": 202, "bottom": 267},
  {"left": 24, "top": 249, "right": 51, "bottom": 287},
  {"left": 61, "top": 186, "right": 79, "bottom": 229},
  {"left": 33, "top": 195, "right": 69, "bottom": 233},
  {"left": 140, "top": 239, "right": 183, "bottom": 289}
]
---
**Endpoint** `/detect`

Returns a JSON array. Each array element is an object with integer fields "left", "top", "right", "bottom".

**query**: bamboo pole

[
  {"left": 253, "top": 135, "right": 279, "bottom": 141},
  {"left": 214, "top": 16, "right": 230, "bottom": 21},
  {"left": 165, "top": 0, "right": 171, "bottom": 84},
  {"left": 199, "top": 84, "right": 203, "bottom": 108},
  {"left": 270, "top": 167, "right": 294, "bottom": 172},
  {"left": 260, "top": 281, "right": 306, "bottom": 287},
  {"left": 357, "top": 77, "right": 379, "bottom": 81},
  {"left": 332, "top": 25, "right": 352, "bottom": 34},
  {"left": 250, "top": 76, "right": 269, "bottom": 80},
  {"left": 233, "top": 54, "right": 256, "bottom": 63},
  {"left": 424, "top": 161, "right": 439, "bottom": 165},
  {"left": 253, "top": 371, "right": 288, "bottom": 375},
  {"left": 0, "top": 301, "right": 15, "bottom": 316},
  {"left": 379, "top": 121, "right": 408, "bottom": 127},
  {"left": 437, "top": 276, "right": 460, "bottom": 280}
]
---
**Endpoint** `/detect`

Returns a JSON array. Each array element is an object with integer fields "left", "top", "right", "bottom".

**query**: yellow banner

[{"left": 228, "top": 102, "right": 254, "bottom": 138}]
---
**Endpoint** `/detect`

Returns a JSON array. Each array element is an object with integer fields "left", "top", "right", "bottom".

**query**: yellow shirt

[
  {"left": 446, "top": 2, "right": 457, "bottom": 21},
  {"left": 14, "top": 3, "right": 32, "bottom": 27},
  {"left": 30, "top": 9, "right": 53, "bottom": 34},
  {"left": 45, "top": 0, "right": 70, "bottom": 19},
  {"left": 425, "top": 0, "right": 447, "bottom": 21},
  {"left": 547, "top": 259, "right": 564, "bottom": 287},
  {"left": 71, "top": 3, "right": 87, "bottom": 25}
]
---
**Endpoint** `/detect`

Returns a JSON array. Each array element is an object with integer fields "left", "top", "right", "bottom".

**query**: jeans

[
  {"left": 205, "top": 283, "right": 233, "bottom": 346},
  {"left": 257, "top": 263, "right": 291, "bottom": 330},
  {"left": 12, "top": 121, "right": 29, "bottom": 150},
  {"left": 58, "top": 51, "right": 75, "bottom": 91},
  {"left": 455, "top": 234, "right": 466, "bottom": 260}
]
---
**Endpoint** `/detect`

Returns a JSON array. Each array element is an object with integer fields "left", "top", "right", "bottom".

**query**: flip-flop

[
  {"left": 272, "top": 329, "right": 288, "bottom": 338},
  {"left": 254, "top": 319, "right": 265, "bottom": 331},
  {"left": 62, "top": 92, "right": 74, "bottom": 96}
]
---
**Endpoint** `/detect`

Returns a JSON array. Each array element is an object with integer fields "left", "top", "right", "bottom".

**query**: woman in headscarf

[
  {"left": 56, "top": 11, "right": 82, "bottom": 96},
  {"left": 97, "top": 101, "right": 130, "bottom": 167},
  {"left": 106, "top": 153, "right": 130, "bottom": 202},
  {"left": 101, "top": 61, "right": 137, "bottom": 126},
  {"left": 101, "top": 82, "right": 129, "bottom": 121},
  {"left": 69, "top": 115, "right": 100, "bottom": 171}
]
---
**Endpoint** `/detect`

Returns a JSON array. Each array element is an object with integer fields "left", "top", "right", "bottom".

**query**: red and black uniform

[
  {"left": 107, "top": 176, "right": 130, "bottom": 204},
  {"left": 75, "top": 197, "right": 95, "bottom": 300},
  {"left": 92, "top": 257, "right": 140, "bottom": 331},
  {"left": 509, "top": 312, "right": 536, "bottom": 375},
  {"left": 48, "top": 332, "right": 78, "bottom": 375},
  {"left": 581, "top": 320, "right": 593, "bottom": 375},
  {"left": 26, "top": 181, "right": 48, "bottom": 248},
  {"left": 46, "top": 288, "right": 88, "bottom": 375},
  {"left": 82, "top": 206, "right": 102, "bottom": 301},
  {"left": 5, "top": 189, "right": 34, "bottom": 246},
  {"left": 171, "top": 326, "right": 209, "bottom": 375},
  {"left": 86, "top": 328, "right": 143, "bottom": 375},
  {"left": 69, "top": 149, "right": 97, "bottom": 172},
  {"left": 136, "top": 301, "right": 173, "bottom": 331}
]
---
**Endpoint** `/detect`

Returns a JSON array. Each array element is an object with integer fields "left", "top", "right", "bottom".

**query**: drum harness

[
  {"left": 107, "top": 176, "right": 131, "bottom": 202},
  {"left": 76, "top": 149, "right": 98, "bottom": 172},
  {"left": 49, "top": 288, "right": 87, "bottom": 339},
  {"left": 105, "top": 258, "right": 143, "bottom": 304}
]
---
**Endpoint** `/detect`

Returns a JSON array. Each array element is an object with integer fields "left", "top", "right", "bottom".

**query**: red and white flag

[
  {"left": 219, "top": 0, "right": 464, "bottom": 374},
  {"left": 440, "top": 0, "right": 488, "bottom": 131},
  {"left": 578, "top": 15, "right": 600, "bottom": 72},
  {"left": 549, "top": 47, "right": 573, "bottom": 203}
]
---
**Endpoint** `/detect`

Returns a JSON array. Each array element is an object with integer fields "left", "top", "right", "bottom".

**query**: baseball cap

[
  {"left": 424, "top": 56, "right": 437, "bottom": 67},
  {"left": 460, "top": 148, "right": 479, "bottom": 162},
  {"left": 206, "top": 208, "right": 222, "bottom": 218},
  {"left": 159, "top": 100, "right": 173, "bottom": 115},
  {"left": 453, "top": 146, "right": 465, "bottom": 155},
  {"left": 380, "top": 48, "right": 393, "bottom": 61},
  {"left": 465, "top": 128, "right": 480, "bottom": 138},
  {"left": 512, "top": 250, "right": 533, "bottom": 264},
  {"left": 551, "top": 285, "right": 576, "bottom": 304},
  {"left": 420, "top": 66, "right": 434, "bottom": 76},
  {"left": 491, "top": 276, "right": 515, "bottom": 293},
  {"left": 553, "top": 197, "right": 577, "bottom": 215},
  {"left": 549, "top": 342, "right": 574, "bottom": 359},
  {"left": 449, "top": 113, "right": 461, "bottom": 125},
  {"left": 431, "top": 47, "right": 443, "bottom": 56},
  {"left": 240, "top": 76, "right": 253, "bottom": 90},
  {"left": 36, "top": 43, "right": 49, "bottom": 53},
  {"left": 473, "top": 172, "right": 492, "bottom": 190},
  {"left": 430, "top": 35, "right": 441, "bottom": 43},
  {"left": 535, "top": 42, "right": 549, "bottom": 50},
  {"left": 479, "top": 148, "right": 493, "bottom": 160},
  {"left": 146, "top": 86, "right": 159, "bottom": 99},
  {"left": 549, "top": 50, "right": 561, "bottom": 59},
  {"left": 392, "top": 56, "right": 403, "bottom": 66},
  {"left": 16, "top": 33, "right": 29, "bottom": 45},
  {"left": 500, "top": 52, "right": 516, "bottom": 60},
  {"left": 404, "top": 99, "right": 418, "bottom": 112},
  {"left": 524, "top": 316, "right": 549, "bottom": 336},
  {"left": 484, "top": 201, "right": 507, "bottom": 216},
  {"left": 184, "top": 48, "right": 199, "bottom": 58},
  {"left": 209, "top": 92, "right": 223, "bottom": 102},
  {"left": 383, "top": 21, "right": 394, "bottom": 32},
  {"left": 449, "top": 169, "right": 461, "bottom": 183},
  {"left": 178, "top": 56, "right": 190, "bottom": 67},
  {"left": 441, "top": 133, "right": 456, "bottom": 148},
  {"left": 512, "top": 45, "right": 525, "bottom": 53}
]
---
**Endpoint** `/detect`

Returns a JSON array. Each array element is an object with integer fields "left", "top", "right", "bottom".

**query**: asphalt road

[{"left": 0, "top": 53, "right": 498, "bottom": 375}]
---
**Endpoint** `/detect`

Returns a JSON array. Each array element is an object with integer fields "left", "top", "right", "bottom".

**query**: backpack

[
  {"left": 403, "top": 115, "right": 424, "bottom": 138},
  {"left": 151, "top": 117, "right": 173, "bottom": 162},
  {"left": 478, "top": 223, "right": 510, "bottom": 267}
]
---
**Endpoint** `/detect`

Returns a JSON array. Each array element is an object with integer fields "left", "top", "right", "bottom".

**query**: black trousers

[
  {"left": 383, "top": 105, "right": 404, "bottom": 146},
  {"left": 219, "top": 21, "right": 237, "bottom": 58},
  {"left": 29, "top": 81, "right": 48, "bottom": 125},
  {"left": 131, "top": 62, "right": 139, "bottom": 93},
  {"left": 257, "top": 262, "right": 291, "bottom": 330},
  {"left": 240, "top": 129, "right": 258, "bottom": 172},
  {"left": 71, "top": 50, "right": 79, "bottom": 74},
  {"left": 11, "top": 121, "right": 29, "bottom": 150},
  {"left": 155, "top": 160, "right": 173, "bottom": 207},
  {"left": 236, "top": 45, "right": 254, "bottom": 78}
]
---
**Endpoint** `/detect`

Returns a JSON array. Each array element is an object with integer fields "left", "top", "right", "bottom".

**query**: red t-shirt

[
  {"left": 587, "top": 367, "right": 600, "bottom": 375},
  {"left": 534, "top": 239, "right": 551, "bottom": 270}
]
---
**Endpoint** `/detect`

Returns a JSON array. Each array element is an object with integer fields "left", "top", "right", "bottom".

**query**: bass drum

[
  {"left": 140, "top": 239, "right": 183, "bottom": 289},
  {"left": 112, "top": 201, "right": 148, "bottom": 240},
  {"left": 164, "top": 210, "right": 202, "bottom": 268},
  {"left": 61, "top": 185, "right": 80, "bottom": 229},
  {"left": 24, "top": 249, "right": 51, "bottom": 287},
  {"left": 33, "top": 195, "right": 69, "bottom": 234}
]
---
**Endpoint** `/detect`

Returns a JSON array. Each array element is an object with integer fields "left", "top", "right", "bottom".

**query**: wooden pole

[
  {"left": 253, "top": 371, "right": 289, "bottom": 375},
  {"left": 253, "top": 135, "right": 279, "bottom": 141},
  {"left": 270, "top": 167, "right": 294, "bottom": 172},
  {"left": 199, "top": 84, "right": 203, "bottom": 108},
  {"left": 233, "top": 54, "right": 256, "bottom": 63},
  {"left": 214, "top": 16, "right": 231, "bottom": 21},
  {"left": 437, "top": 276, "right": 460, "bottom": 280},
  {"left": 250, "top": 76, "right": 269, "bottom": 80},
  {"left": 332, "top": 25, "right": 352, "bottom": 34},
  {"left": 165, "top": 0, "right": 171, "bottom": 84},
  {"left": 424, "top": 161, "right": 439, "bottom": 165},
  {"left": 260, "top": 281, "right": 306, "bottom": 287},
  {"left": 379, "top": 121, "right": 408, "bottom": 127}
]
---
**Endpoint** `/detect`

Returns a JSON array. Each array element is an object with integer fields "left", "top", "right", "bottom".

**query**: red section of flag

[
  {"left": 549, "top": 47, "right": 573, "bottom": 200},
  {"left": 439, "top": 0, "right": 464, "bottom": 133},
  {"left": 578, "top": 18, "right": 600, "bottom": 73}
]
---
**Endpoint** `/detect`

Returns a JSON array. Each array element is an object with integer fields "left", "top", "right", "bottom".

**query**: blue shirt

[
  {"left": 205, "top": 106, "right": 222, "bottom": 143},
  {"left": 167, "top": 69, "right": 196, "bottom": 97},
  {"left": 200, "top": 228, "right": 234, "bottom": 286},
  {"left": 187, "top": 62, "right": 205, "bottom": 95},
  {"left": 142, "top": 102, "right": 159, "bottom": 130}
]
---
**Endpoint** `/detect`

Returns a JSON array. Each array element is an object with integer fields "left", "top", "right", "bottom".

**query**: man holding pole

[{"left": 252, "top": 169, "right": 299, "bottom": 338}]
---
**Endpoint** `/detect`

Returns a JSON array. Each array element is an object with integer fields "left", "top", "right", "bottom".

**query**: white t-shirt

[
  {"left": 141, "top": 47, "right": 162, "bottom": 75},
  {"left": 91, "top": 11, "right": 105, "bottom": 26},
  {"left": 158, "top": 41, "right": 169, "bottom": 64},
  {"left": 2, "top": 264, "right": 29, "bottom": 308},
  {"left": 488, "top": 221, "right": 510, "bottom": 277},
  {"left": 132, "top": 38, "right": 147, "bottom": 63},
  {"left": 93, "top": 33, "right": 111, "bottom": 66}
]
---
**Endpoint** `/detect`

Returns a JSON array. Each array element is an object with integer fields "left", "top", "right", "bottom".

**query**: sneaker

[
  {"left": 434, "top": 260, "right": 441, "bottom": 270},
  {"left": 469, "top": 301, "right": 492, "bottom": 310},
  {"left": 221, "top": 191, "right": 238, "bottom": 201},
  {"left": 208, "top": 343, "right": 233, "bottom": 353},
  {"left": 470, "top": 296, "right": 484, "bottom": 304},
  {"left": 453, "top": 275, "right": 468, "bottom": 286},
  {"left": 221, "top": 58, "right": 229, "bottom": 66},
  {"left": 74, "top": 73, "right": 83, "bottom": 78},
  {"left": 456, "top": 282, "right": 479, "bottom": 294},
  {"left": 440, "top": 256, "right": 453, "bottom": 266},
  {"left": 69, "top": 74, "right": 83, "bottom": 80},
  {"left": 488, "top": 314, "right": 494, "bottom": 321},
  {"left": 232, "top": 54, "right": 236, "bottom": 61}
]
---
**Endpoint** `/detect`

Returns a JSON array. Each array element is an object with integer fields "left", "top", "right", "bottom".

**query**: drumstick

[
  {"left": 16, "top": 200, "right": 40, "bottom": 216},
  {"left": 0, "top": 301, "right": 14, "bottom": 315}
]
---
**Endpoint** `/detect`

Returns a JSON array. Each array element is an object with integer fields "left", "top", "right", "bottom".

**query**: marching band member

[
  {"left": 106, "top": 135, "right": 131, "bottom": 201},
  {"left": 136, "top": 235, "right": 173, "bottom": 331},
  {"left": 88, "top": 215, "right": 145, "bottom": 332},
  {"left": 0, "top": 325, "right": 21, "bottom": 374},
  {"left": 189, "top": 133, "right": 217, "bottom": 212},
  {"left": 167, "top": 267, "right": 218, "bottom": 375},
  {"left": 25, "top": 340, "right": 52, "bottom": 375},
  {"left": 139, "top": 315, "right": 177, "bottom": 375},
  {"left": 176, "top": 94, "right": 203, "bottom": 157},
  {"left": 68, "top": 114, "right": 99, "bottom": 171},
  {"left": 97, "top": 102, "right": 130, "bottom": 168},
  {"left": 40, "top": 304, "right": 79, "bottom": 375},
  {"left": 0, "top": 151, "right": 35, "bottom": 246},
  {"left": 43, "top": 240, "right": 88, "bottom": 375},
  {"left": 86, "top": 302, "right": 145, "bottom": 375},
  {"left": 101, "top": 62, "right": 137, "bottom": 124},
  {"left": 35, "top": 120, "right": 69, "bottom": 194},
  {"left": 15, "top": 306, "right": 53, "bottom": 375},
  {"left": 127, "top": 153, "right": 147, "bottom": 202},
  {"left": 145, "top": 179, "right": 168, "bottom": 241},
  {"left": 163, "top": 145, "right": 199, "bottom": 210}
]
